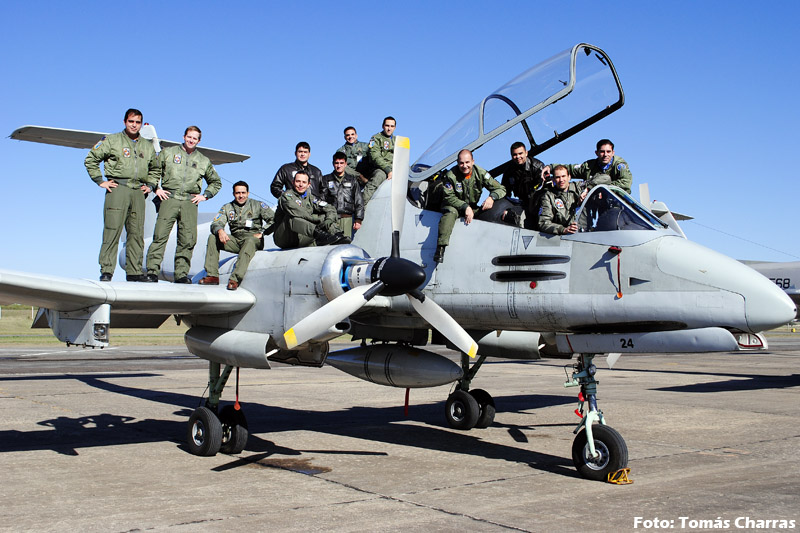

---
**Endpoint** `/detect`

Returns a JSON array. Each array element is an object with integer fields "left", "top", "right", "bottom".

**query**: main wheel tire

[
  {"left": 219, "top": 404, "right": 249, "bottom": 455},
  {"left": 470, "top": 389, "right": 496, "bottom": 429},
  {"left": 572, "top": 424, "right": 628, "bottom": 481},
  {"left": 445, "top": 390, "right": 480, "bottom": 430},
  {"left": 187, "top": 406, "right": 223, "bottom": 457}
]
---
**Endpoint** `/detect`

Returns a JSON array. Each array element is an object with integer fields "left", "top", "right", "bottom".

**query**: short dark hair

[
  {"left": 295, "top": 141, "right": 310, "bottom": 152},
  {"left": 382, "top": 116, "right": 396, "bottom": 126},
  {"left": 333, "top": 151, "right": 347, "bottom": 162},
  {"left": 124, "top": 108, "right": 143, "bottom": 121},
  {"left": 233, "top": 180, "right": 249, "bottom": 192},
  {"left": 596, "top": 139, "right": 614, "bottom": 151},
  {"left": 294, "top": 170, "right": 309, "bottom": 180},
  {"left": 510, "top": 141, "right": 526, "bottom": 153},
  {"left": 552, "top": 164, "right": 569, "bottom": 175},
  {"left": 184, "top": 125, "right": 202, "bottom": 140},
  {"left": 343, "top": 126, "right": 356, "bottom": 134}
]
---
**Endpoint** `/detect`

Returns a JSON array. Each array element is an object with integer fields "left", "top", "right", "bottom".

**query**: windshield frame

[{"left": 410, "top": 43, "right": 624, "bottom": 182}]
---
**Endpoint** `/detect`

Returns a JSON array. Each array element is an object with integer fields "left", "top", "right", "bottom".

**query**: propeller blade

[
  {"left": 391, "top": 136, "right": 410, "bottom": 257},
  {"left": 407, "top": 292, "right": 478, "bottom": 358},
  {"left": 284, "top": 282, "right": 382, "bottom": 349}
]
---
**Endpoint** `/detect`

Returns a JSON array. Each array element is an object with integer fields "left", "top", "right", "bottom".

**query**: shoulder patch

[
  {"left": 444, "top": 183, "right": 453, "bottom": 190},
  {"left": 261, "top": 202, "right": 268, "bottom": 208},
  {"left": 93, "top": 136, "right": 106, "bottom": 150},
  {"left": 617, "top": 163, "right": 627, "bottom": 171}
]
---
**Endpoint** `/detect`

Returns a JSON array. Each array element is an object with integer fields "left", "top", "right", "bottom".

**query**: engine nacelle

[{"left": 326, "top": 344, "right": 463, "bottom": 388}]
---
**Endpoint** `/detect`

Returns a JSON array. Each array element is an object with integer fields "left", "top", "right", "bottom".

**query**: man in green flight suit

[
  {"left": 84, "top": 108, "right": 160, "bottom": 282},
  {"left": 273, "top": 171, "right": 349, "bottom": 249},
  {"left": 145, "top": 126, "right": 222, "bottom": 284},
  {"left": 198, "top": 181, "right": 275, "bottom": 291},
  {"left": 537, "top": 165, "right": 587, "bottom": 235},
  {"left": 337, "top": 126, "right": 370, "bottom": 182},
  {"left": 546, "top": 138, "right": 633, "bottom": 194},
  {"left": 435, "top": 149, "right": 506, "bottom": 263},
  {"left": 363, "top": 116, "right": 396, "bottom": 204}
]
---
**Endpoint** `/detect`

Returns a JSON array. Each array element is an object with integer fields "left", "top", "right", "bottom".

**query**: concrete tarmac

[{"left": 0, "top": 336, "right": 798, "bottom": 532}]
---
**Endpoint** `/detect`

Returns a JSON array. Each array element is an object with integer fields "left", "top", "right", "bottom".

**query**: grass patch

[{"left": 0, "top": 307, "right": 188, "bottom": 346}]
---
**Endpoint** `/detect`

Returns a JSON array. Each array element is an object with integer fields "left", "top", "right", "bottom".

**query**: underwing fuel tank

[{"left": 326, "top": 345, "right": 463, "bottom": 388}]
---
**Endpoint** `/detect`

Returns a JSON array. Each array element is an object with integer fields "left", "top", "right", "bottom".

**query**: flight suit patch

[
  {"left": 617, "top": 163, "right": 627, "bottom": 171},
  {"left": 296, "top": 199, "right": 302, "bottom": 206},
  {"left": 383, "top": 140, "right": 389, "bottom": 150},
  {"left": 174, "top": 154, "right": 182, "bottom": 164},
  {"left": 228, "top": 210, "right": 236, "bottom": 221},
  {"left": 123, "top": 148, "right": 131, "bottom": 158},
  {"left": 93, "top": 137, "right": 105, "bottom": 149},
  {"left": 555, "top": 199, "right": 565, "bottom": 209},
  {"left": 455, "top": 183, "right": 463, "bottom": 193}
]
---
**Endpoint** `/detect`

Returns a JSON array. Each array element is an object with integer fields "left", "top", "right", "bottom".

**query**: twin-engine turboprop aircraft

[{"left": 1, "top": 43, "right": 795, "bottom": 481}]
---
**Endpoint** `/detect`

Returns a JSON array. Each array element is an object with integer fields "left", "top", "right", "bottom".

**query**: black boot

[
  {"left": 433, "top": 245, "right": 446, "bottom": 263},
  {"left": 313, "top": 227, "right": 340, "bottom": 246}
]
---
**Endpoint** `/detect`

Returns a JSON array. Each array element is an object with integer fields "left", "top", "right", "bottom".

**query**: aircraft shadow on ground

[
  {"left": 652, "top": 373, "right": 800, "bottom": 393},
  {"left": 0, "top": 373, "right": 578, "bottom": 477},
  {"left": 606, "top": 366, "right": 800, "bottom": 393}
]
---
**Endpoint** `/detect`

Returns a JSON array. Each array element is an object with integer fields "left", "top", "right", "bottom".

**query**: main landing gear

[
  {"left": 565, "top": 354, "right": 628, "bottom": 481},
  {"left": 443, "top": 351, "right": 629, "bottom": 481},
  {"left": 444, "top": 354, "right": 496, "bottom": 430},
  {"left": 186, "top": 362, "right": 249, "bottom": 456}
]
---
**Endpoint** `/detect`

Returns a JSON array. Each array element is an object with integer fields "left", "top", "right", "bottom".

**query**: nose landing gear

[{"left": 566, "top": 353, "right": 629, "bottom": 481}]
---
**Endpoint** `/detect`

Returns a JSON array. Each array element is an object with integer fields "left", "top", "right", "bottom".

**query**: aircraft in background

[{"left": 1, "top": 43, "right": 795, "bottom": 482}]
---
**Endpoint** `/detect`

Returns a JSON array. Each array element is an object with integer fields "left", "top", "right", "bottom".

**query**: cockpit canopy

[
  {"left": 576, "top": 185, "right": 668, "bottom": 233},
  {"left": 410, "top": 43, "right": 624, "bottom": 182}
]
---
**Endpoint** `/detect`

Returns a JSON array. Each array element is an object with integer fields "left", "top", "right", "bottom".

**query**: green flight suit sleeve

[
  {"left": 202, "top": 162, "right": 222, "bottom": 199},
  {"left": 210, "top": 205, "right": 228, "bottom": 235},
  {"left": 610, "top": 157, "right": 633, "bottom": 193},
  {"left": 145, "top": 143, "right": 160, "bottom": 188},
  {"left": 84, "top": 137, "right": 113, "bottom": 184},
  {"left": 484, "top": 173, "right": 506, "bottom": 201}
]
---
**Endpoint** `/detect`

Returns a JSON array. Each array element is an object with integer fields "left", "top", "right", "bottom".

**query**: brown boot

[
  {"left": 198, "top": 276, "right": 219, "bottom": 285},
  {"left": 227, "top": 279, "right": 239, "bottom": 291}
]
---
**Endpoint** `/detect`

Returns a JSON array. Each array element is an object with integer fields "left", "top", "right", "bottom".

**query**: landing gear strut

[
  {"left": 186, "top": 362, "right": 249, "bottom": 456},
  {"left": 444, "top": 353, "right": 496, "bottom": 430},
  {"left": 565, "top": 353, "right": 628, "bottom": 480}
]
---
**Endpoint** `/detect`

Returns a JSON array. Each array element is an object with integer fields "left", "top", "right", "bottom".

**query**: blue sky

[{"left": 2, "top": 1, "right": 798, "bottom": 278}]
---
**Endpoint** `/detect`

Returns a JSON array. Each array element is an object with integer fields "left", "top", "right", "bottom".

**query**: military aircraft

[{"left": 1, "top": 43, "right": 795, "bottom": 482}]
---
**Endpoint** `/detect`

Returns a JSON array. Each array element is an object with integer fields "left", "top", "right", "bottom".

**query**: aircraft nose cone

[
  {"left": 657, "top": 237, "right": 796, "bottom": 332},
  {"left": 744, "top": 279, "right": 796, "bottom": 332},
  {"left": 376, "top": 257, "right": 427, "bottom": 296}
]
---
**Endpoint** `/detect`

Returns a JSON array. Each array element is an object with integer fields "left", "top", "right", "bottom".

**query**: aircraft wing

[
  {"left": 9, "top": 125, "right": 250, "bottom": 165},
  {"left": 0, "top": 269, "right": 255, "bottom": 314}
]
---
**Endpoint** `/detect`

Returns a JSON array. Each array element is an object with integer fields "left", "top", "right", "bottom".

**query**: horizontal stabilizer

[
  {"left": 9, "top": 125, "right": 250, "bottom": 165},
  {"left": 0, "top": 269, "right": 255, "bottom": 314}
]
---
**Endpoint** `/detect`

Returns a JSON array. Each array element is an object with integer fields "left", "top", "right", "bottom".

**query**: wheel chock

[{"left": 607, "top": 468, "right": 633, "bottom": 485}]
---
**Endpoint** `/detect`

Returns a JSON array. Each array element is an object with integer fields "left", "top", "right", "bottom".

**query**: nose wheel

[{"left": 566, "top": 353, "right": 629, "bottom": 481}]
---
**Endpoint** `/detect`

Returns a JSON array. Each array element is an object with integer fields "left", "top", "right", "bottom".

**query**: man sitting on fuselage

[
  {"left": 434, "top": 149, "right": 507, "bottom": 263},
  {"left": 273, "top": 171, "right": 349, "bottom": 249},
  {"left": 198, "top": 181, "right": 274, "bottom": 291}
]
